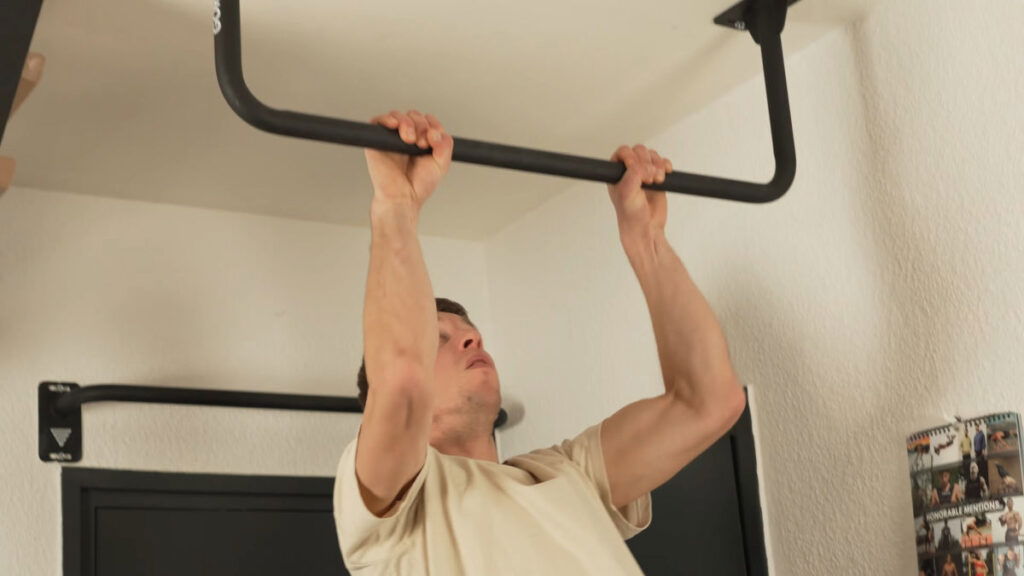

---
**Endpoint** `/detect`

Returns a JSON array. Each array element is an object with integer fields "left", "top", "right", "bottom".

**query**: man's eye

[{"left": 440, "top": 334, "right": 449, "bottom": 342}]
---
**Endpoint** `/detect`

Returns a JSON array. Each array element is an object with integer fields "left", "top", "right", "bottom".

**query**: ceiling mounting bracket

[{"left": 714, "top": 0, "right": 799, "bottom": 45}]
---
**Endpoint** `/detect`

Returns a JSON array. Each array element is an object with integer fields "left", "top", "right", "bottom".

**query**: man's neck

[{"left": 431, "top": 426, "right": 499, "bottom": 463}]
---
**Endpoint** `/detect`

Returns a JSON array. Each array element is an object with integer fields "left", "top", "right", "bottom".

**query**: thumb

[
  {"left": 609, "top": 146, "right": 643, "bottom": 195},
  {"left": 430, "top": 130, "right": 454, "bottom": 175}
]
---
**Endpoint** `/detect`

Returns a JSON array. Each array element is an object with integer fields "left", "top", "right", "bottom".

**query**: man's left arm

[{"left": 600, "top": 144, "right": 746, "bottom": 510}]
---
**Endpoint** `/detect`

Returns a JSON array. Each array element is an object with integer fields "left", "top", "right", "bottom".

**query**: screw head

[{"left": 734, "top": 20, "right": 747, "bottom": 30}]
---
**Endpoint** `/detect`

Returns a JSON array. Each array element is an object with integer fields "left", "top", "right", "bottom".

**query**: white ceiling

[{"left": 4, "top": 0, "right": 878, "bottom": 239}]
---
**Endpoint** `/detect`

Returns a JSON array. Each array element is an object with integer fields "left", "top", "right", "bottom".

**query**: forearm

[
  {"left": 621, "top": 229, "right": 740, "bottom": 409},
  {"left": 363, "top": 200, "right": 438, "bottom": 385}
]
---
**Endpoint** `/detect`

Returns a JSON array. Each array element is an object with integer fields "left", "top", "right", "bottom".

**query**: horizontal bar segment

[
  {"left": 52, "top": 383, "right": 509, "bottom": 428},
  {"left": 55, "top": 384, "right": 363, "bottom": 414}
]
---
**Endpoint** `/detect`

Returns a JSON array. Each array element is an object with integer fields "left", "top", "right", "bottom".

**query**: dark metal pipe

[
  {"left": 0, "top": 0, "right": 43, "bottom": 147},
  {"left": 212, "top": 0, "right": 796, "bottom": 203},
  {"left": 53, "top": 384, "right": 509, "bottom": 428},
  {"left": 55, "top": 384, "right": 363, "bottom": 414}
]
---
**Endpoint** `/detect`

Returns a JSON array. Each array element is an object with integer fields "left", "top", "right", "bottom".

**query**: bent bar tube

[
  {"left": 52, "top": 384, "right": 510, "bottom": 428},
  {"left": 55, "top": 384, "right": 363, "bottom": 414},
  {"left": 0, "top": 0, "right": 44, "bottom": 147},
  {"left": 213, "top": 0, "right": 796, "bottom": 203}
]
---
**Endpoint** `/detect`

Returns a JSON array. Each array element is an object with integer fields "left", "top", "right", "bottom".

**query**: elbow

[
  {"left": 720, "top": 384, "right": 747, "bottom": 430},
  {"left": 703, "top": 378, "right": 745, "bottom": 434},
  {"left": 674, "top": 373, "right": 746, "bottom": 433}
]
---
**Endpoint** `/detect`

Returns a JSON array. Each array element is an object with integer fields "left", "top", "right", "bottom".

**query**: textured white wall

[
  {"left": 0, "top": 187, "right": 491, "bottom": 574},
  {"left": 4, "top": 2, "right": 1024, "bottom": 574},
  {"left": 487, "top": 2, "right": 1024, "bottom": 574}
]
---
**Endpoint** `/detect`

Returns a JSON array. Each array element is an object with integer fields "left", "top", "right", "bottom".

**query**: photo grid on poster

[{"left": 908, "top": 413, "right": 1023, "bottom": 576}]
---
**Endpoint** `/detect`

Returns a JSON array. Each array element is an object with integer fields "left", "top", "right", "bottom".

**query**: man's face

[
  {"left": 942, "top": 472, "right": 951, "bottom": 485},
  {"left": 432, "top": 312, "right": 501, "bottom": 420},
  {"left": 970, "top": 463, "right": 979, "bottom": 479},
  {"left": 1009, "top": 498, "right": 1015, "bottom": 511}
]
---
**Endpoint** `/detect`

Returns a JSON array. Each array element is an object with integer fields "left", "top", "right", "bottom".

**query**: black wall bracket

[{"left": 39, "top": 382, "right": 83, "bottom": 463}]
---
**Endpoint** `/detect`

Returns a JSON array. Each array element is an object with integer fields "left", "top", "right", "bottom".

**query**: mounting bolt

[{"left": 733, "top": 20, "right": 747, "bottom": 30}]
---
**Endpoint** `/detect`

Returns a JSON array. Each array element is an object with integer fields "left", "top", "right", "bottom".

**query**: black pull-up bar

[
  {"left": 38, "top": 382, "right": 510, "bottom": 463},
  {"left": 53, "top": 384, "right": 363, "bottom": 414},
  {"left": 212, "top": 0, "right": 797, "bottom": 203}
]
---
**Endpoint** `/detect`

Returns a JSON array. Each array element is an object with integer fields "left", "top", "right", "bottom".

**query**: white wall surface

[
  {"left": 3, "top": 1, "right": 1024, "bottom": 574},
  {"left": 0, "top": 187, "right": 491, "bottom": 574},
  {"left": 486, "top": 1, "right": 1024, "bottom": 574}
]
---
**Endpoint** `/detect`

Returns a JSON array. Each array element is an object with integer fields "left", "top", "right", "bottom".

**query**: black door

[{"left": 63, "top": 403, "right": 765, "bottom": 575}]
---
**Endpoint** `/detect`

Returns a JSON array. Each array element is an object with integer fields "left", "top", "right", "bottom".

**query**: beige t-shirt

[{"left": 333, "top": 421, "right": 653, "bottom": 575}]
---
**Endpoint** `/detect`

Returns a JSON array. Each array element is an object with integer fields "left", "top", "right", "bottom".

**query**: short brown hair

[{"left": 356, "top": 298, "right": 473, "bottom": 409}]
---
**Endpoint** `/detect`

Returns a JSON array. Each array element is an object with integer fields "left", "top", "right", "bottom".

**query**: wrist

[
  {"left": 371, "top": 197, "right": 421, "bottom": 222},
  {"left": 619, "top": 225, "right": 662, "bottom": 259}
]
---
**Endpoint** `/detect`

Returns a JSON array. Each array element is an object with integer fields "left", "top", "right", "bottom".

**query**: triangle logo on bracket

[{"left": 50, "top": 427, "right": 72, "bottom": 448}]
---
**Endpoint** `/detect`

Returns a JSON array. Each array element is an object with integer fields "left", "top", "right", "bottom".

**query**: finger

[
  {"left": 431, "top": 132, "right": 455, "bottom": 172},
  {"left": 370, "top": 112, "right": 399, "bottom": 130},
  {"left": 650, "top": 150, "right": 667, "bottom": 184},
  {"left": 409, "top": 110, "right": 430, "bottom": 149},
  {"left": 610, "top": 145, "right": 644, "bottom": 190},
  {"left": 634, "top": 145, "right": 654, "bottom": 184},
  {"left": 610, "top": 145, "right": 633, "bottom": 164},
  {"left": 424, "top": 113, "right": 447, "bottom": 149},
  {"left": 611, "top": 145, "right": 639, "bottom": 175},
  {"left": 392, "top": 110, "right": 416, "bottom": 145},
  {"left": 424, "top": 113, "right": 445, "bottom": 134}
]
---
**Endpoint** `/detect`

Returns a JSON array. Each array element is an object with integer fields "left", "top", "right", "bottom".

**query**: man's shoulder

[{"left": 503, "top": 423, "right": 605, "bottom": 484}]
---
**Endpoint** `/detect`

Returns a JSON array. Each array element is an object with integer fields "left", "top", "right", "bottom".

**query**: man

[
  {"left": 918, "top": 519, "right": 935, "bottom": 553},
  {"left": 990, "top": 429, "right": 1013, "bottom": 451},
  {"left": 1000, "top": 498, "right": 1021, "bottom": 544},
  {"left": 937, "top": 520, "right": 958, "bottom": 552},
  {"left": 941, "top": 553, "right": 960, "bottom": 576},
  {"left": 964, "top": 462, "right": 990, "bottom": 501},
  {"left": 960, "top": 423, "right": 973, "bottom": 478},
  {"left": 932, "top": 470, "right": 964, "bottom": 507},
  {"left": 998, "top": 547, "right": 1019, "bottom": 576},
  {"left": 975, "top": 423, "right": 990, "bottom": 486},
  {"left": 332, "top": 110, "right": 745, "bottom": 574},
  {"left": 995, "top": 461, "right": 1020, "bottom": 495}
]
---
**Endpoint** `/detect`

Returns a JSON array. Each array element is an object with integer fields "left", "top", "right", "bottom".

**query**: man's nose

[{"left": 461, "top": 333, "right": 482, "bottom": 349}]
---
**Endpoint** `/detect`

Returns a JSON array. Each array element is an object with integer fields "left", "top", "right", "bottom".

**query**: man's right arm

[{"left": 355, "top": 111, "right": 454, "bottom": 517}]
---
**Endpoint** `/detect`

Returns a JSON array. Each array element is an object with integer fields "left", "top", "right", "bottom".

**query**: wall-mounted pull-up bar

[
  {"left": 213, "top": 0, "right": 797, "bottom": 203},
  {"left": 38, "top": 381, "right": 510, "bottom": 463},
  {"left": 0, "top": 0, "right": 796, "bottom": 201}
]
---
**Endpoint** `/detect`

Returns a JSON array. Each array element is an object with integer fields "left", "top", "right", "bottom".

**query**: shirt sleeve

[
  {"left": 332, "top": 427, "right": 430, "bottom": 569},
  {"left": 552, "top": 421, "right": 653, "bottom": 540}
]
